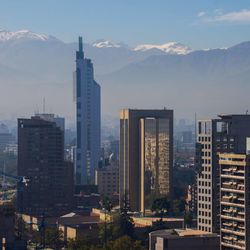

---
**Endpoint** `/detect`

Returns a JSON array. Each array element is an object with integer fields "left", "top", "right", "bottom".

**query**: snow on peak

[
  {"left": 0, "top": 29, "right": 52, "bottom": 42},
  {"left": 92, "top": 40, "right": 121, "bottom": 48},
  {"left": 134, "top": 42, "right": 193, "bottom": 55}
]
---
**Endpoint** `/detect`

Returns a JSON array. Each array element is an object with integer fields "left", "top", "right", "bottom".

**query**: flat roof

[
  {"left": 176, "top": 229, "right": 212, "bottom": 237},
  {"left": 150, "top": 229, "right": 218, "bottom": 239}
]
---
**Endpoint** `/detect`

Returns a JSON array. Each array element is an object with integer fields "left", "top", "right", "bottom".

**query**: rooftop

[{"left": 150, "top": 228, "right": 218, "bottom": 239}]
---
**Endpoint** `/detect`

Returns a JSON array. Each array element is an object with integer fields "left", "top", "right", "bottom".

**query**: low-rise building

[
  {"left": 133, "top": 217, "right": 184, "bottom": 229},
  {"left": 149, "top": 229, "right": 220, "bottom": 250}
]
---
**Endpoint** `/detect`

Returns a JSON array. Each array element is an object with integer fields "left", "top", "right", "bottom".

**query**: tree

[
  {"left": 119, "top": 193, "right": 134, "bottom": 238},
  {"left": 151, "top": 197, "right": 171, "bottom": 220},
  {"left": 107, "top": 235, "right": 146, "bottom": 250},
  {"left": 45, "top": 228, "right": 63, "bottom": 249},
  {"left": 99, "top": 197, "right": 113, "bottom": 245},
  {"left": 184, "top": 211, "right": 193, "bottom": 228},
  {"left": 67, "top": 235, "right": 92, "bottom": 250},
  {"left": 172, "top": 198, "right": 186, "bottom": 216}
]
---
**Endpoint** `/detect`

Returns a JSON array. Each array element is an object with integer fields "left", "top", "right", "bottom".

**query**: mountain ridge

[{"left": 0, "top": 29, "right": 250, "bottom": 119}]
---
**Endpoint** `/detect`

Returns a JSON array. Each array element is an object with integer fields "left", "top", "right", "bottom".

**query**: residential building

[
  {"left": 74, "top": 36, "right": 101, "bottom": 185},
  {"left": 119, "top": 109, "right": 173, "bottom": 213},
  {"left": 219, "top": 153, "right": 250, "bottom": 250},
  {"left": 17, "top": 115, "right": 73, "bottom": 216},
  {"left": 197, "top": 115, "right": 250, "bottom": 233}
]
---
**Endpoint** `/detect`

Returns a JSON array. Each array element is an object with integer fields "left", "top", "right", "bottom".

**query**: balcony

[
  {"left": 221, "top": 174, "right": 244, "bottom": 180},
  {"left": 221, "top": 228, "right": 245, "bottom": 237},
  {"left": 221, "top": 187, "right": 244, "bottom": 194},
  {"left": 221, "top": 242, "right": 245, "bottom": 250},
  {"left": 221, "top": 214, "right": 245, "bottom": 222}
]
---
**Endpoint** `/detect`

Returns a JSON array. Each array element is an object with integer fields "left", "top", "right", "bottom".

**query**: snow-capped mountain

[
  {"left": 0, "top": 29, "right": 56, "bottom": 42},
  {"left": 134, "top": 42, "right": 193, "bottom": 55},
  {"left": 92, "top": 39, "right": 121, "bottom": 48},
  {"left": 0, "top": 28, "right": 250, "bottom": 120}
]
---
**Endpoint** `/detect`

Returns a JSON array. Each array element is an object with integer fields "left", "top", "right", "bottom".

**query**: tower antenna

[
  {"left": 43, "top": 97, "right": 46, "bottom": 114},
  {"left": 195, "top": 112, "right": 197, "bottom": 140}
]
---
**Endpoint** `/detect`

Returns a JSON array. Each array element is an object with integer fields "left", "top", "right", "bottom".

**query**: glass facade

[{"left": 142, "top": 118, "right": 170, "bottom": 211}]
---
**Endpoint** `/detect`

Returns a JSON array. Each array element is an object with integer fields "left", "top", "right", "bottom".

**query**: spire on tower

[
  {"left": 79, "top": 36, "right": 83, "bottom": 52},
  {"left": 76, "top": 36, "right": 84, "bottom": 59}
]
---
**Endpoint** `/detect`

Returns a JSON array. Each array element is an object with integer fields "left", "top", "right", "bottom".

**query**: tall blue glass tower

[{"left": 75, "top": 37, "right": 101, "bottom": 184}]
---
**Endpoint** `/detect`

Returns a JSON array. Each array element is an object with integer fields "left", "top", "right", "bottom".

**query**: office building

[
  {"left": 119, "top": 109, "right": 173, "bottom": 213},
  {"left": 219, "top": 153, "right": 250, "bottom": 250},
  {"left": 197, "top": 115, "right": 250, "bottom": 233},
  {"left": 74, "top": 37, "right": 101, "bottom": 185},
  {"left": 17, "top": 115, "right": 73, "bottom": 216},
  {"left": 95, "top": 165, "right": 119, "bottom": 198}
]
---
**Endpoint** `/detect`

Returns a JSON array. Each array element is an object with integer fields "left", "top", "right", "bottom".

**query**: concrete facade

[{"left": 95, "top": 165, "right": 119, "bottom": 198}]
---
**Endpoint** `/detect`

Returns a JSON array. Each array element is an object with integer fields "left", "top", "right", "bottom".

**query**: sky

[{"left": 0, "top": 0, "right": 250, "bottom": 49}]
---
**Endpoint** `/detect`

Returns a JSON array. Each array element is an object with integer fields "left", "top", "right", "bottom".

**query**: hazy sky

[{"left": 0, "top": 0, "right": 250, "bottom": 49}]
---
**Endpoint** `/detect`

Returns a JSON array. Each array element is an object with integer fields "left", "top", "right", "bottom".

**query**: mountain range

[{"left": 0, "top": 29, "right": 249, "bottom": 122}]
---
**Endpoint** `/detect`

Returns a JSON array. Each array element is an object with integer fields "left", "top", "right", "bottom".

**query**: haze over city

[
  {"left": 1, "top": 1, "right": 250, "bottom": 250},
  {"left": 0, "top": 0, "right": 250, "bottom": 123}
]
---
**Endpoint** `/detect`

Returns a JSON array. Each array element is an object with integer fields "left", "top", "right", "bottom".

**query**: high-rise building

[
  {"left": 74, "top": 37, "right": 101, "bottom": 185},
  {"left": 17, "top": 115, "right": 73, "bottom": 216},
  {"left": 196, "top": 115, "right": 250, "bottom": 233},
  {"left": 219, "top": 153, "right": 250, "bottom": 250},
  {"left": 119, "top": 109, "right": 173, "bottom": 213}
]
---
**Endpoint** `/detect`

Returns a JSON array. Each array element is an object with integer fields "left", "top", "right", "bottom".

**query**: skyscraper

[
  {"left": 17, "top": 115, "right": 73, "bottom": 216},
  {"left": 119, "top": 109, "right": 173, "bottom": 213},
  {"left": 196, "top": 115, "right": 250, "bottom": 233},
  {"left": 74, "top": 37, "right": 101, "bottom": 185}
]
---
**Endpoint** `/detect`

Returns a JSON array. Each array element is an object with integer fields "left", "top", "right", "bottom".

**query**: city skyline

[{"left": 1, "top": 1, "right": 250, "bottom": 250}]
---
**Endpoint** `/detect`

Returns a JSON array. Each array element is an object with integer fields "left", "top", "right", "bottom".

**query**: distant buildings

[
  {"left": 196, "top": 115, "right": 250, "bottom": 233},
  {"left": 0, "top": 132, "right": 15, "bottom": 151},
  {"left": 119, "top": 109, "right": 173, "bottom": 213},
  {"left": 219, "top": 153, "right": 249, "bottom": 250},
  {"left": 75, "top": 37, "right": 101, "bottom": 185},
  {"left": 17, "top": 115, "right": 73, "bottom": 216}
]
